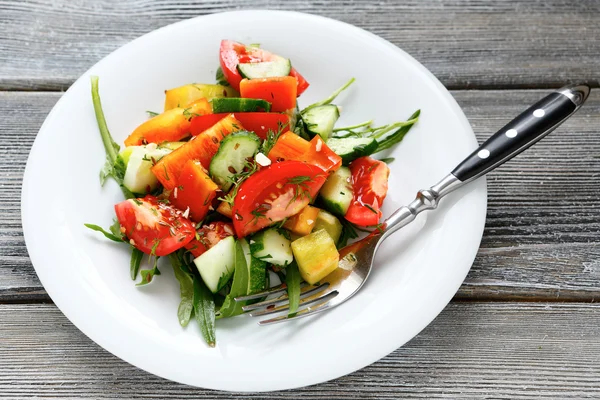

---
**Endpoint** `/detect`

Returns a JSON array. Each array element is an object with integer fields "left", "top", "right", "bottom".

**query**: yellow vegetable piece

[
  {"left": 312, "top": 210, "right": 343, "bottom": 244},
  {"left": 164, "top": 84, "right": 239, "bottom": 111},
  {"left": 283, "top": 205, "right": 320, "bottom": 236},
  {"left": 291, "top": 229, "right": 339, "bottom": 285}
]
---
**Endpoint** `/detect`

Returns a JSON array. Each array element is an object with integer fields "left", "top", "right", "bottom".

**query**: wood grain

[
  {"left": 2, "top": 89, "right": 600, "bottom": 301},
  {"left": 1, "top": 302, "right": 599, "bottom": 398},
  {"left": 0, "top": 0, "right": 599, "bottom": 90}
]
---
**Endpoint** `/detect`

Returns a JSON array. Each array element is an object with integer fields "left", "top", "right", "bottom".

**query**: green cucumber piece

[
  {"left": 211, "top": 97, "right": 271, "bottom": 113},
  {"left": 318, "top": 166, "right": 353, "bottom": 216},
  {"left": 121, "top": 144, "right": 173, "bottom": 194},
  {"left": 249, "top": 228, "right": 293, "bottom": 266},
  {"left": 193, "top": 236, "right": 236, "bottom": 293},
  {"left": 326, "top": 137, "right": 378, "bottom": 164},
  {"left": 301, "top": 104, "right": 340, "bottom": 140},
  {"left": 240, "top": 239, "right": 268, "bottom": 295},
  {"left": 313, "top": 210, "right": 343, "bottom": 244},
  {"left": 237, "top": 56, "right": 292, "bottom": 79},
  {"left": 209, "top": 131, "right": 261, "bottom": 191}
]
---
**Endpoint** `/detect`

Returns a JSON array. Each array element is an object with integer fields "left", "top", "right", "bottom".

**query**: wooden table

[{"left": 2, "top": 1, "right": 600, "bottom": 398}]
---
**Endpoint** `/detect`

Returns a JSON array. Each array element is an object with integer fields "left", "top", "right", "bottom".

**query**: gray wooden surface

[{"left": 1, "top": 0, "right": 600, "bottom": 398}]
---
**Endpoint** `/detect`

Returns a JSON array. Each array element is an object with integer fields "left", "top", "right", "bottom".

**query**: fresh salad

[{"left": 86, "top": 40, "right": 419, "bottom": 347}]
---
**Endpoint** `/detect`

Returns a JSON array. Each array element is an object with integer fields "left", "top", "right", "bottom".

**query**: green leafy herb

[
  {"left": 84, "top": 223, "right": 123, "bottom": 242},
  {"left": 218, "top": 241, "right": 249, "bottom": 318},
  {"left": 130, "top": 247, "right": 144, "bottom": 280},
  {"left": 303, "top": 77, "right": 355, "bottom": 112},
  {"left": 364, "top": 204, "right": 378, "bottom": 214},
  {"left": 379, "top": 157, "right": 395, "bottom": 164},
  {"left": 261, "top": 121, "right": 288, "bottom": 155},
  {"left": 337, "top": 218, "right": 359, "bottom": 249},
  {"left": 137, "top": 257, "right": 161, "bottom": 286},
  {"left": 285, "top": 261, "right": 301, "bottom": 316},
  {"left": 216, "top": 66, "right": 230, "bottom": 87},
  {"left": 193, "top": 275, "right": 216, "bottom": 347},
  {"left": 169, "top": 252, "right": 195, "bottom": 327},
  {"left": 146, "top": 110, "right": 159, "bottom": 117},
  {"left": 374, "top": 110, "right": 421, "bottom": 152},
  {"left": 91, "top": 76, "right": 134, "bottom": 199}
]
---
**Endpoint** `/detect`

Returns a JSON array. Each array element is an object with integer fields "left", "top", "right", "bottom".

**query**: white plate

[{"left": 22, "top": 10, "right": 486, "bottom": 392}]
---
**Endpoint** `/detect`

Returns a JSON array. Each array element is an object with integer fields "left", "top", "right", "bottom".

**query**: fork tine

[
  {"left": 242, "top": 282, "right": 330, "bottom": 312},
  {"left": 249, "top": 290, "right": 339, "bottom": 317},
  {"left": 258, "top": 301, "right": 332, "bottom": 326},
  {"left": 234, "top": 282, "right": 308, "bottom": 302}
]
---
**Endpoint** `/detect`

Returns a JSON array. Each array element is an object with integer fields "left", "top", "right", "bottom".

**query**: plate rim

[{"left": 21, "top": 9, "right": 487, "bottom": 392}]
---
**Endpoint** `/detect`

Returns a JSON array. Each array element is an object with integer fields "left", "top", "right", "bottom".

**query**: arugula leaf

[
  {"left": 285, "top": 261, "right": 301, "bottom": 316},
  {"left": 84, "top": 223, "right": 123, "bottom": 242},
  {"left": 218, "top": 241, "right": 249, "bottom": 318},
  {"left": 215, "top": 66, "right": 230, "bottom": 87},
  {"left": 169, "top": 253, "right": 195, "bottom": 327},
  {"left": 130, "top": 247, "right": 144, "bottom": 280},
  {"left": 337, "top": 218, "right": 359, "bottom": 249},
  {"left": 302, "top": 77, "right": 355, "bottom": 112},
  {"left": 91, "top": 76, "right": 134, "bottom": 199},
  {"left": 374, "top": 110, "right": 421, "bottom": 152},
  {"left": 137, "top": 255, "right": 161, "bottom": 286},
  {"left": 193, "top": 275, "right": 216, "bottom": 347}
]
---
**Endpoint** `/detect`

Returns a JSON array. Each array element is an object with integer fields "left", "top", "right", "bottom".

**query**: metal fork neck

[{"left": 381, "top": 173, "right": 463, "bottom": 240}]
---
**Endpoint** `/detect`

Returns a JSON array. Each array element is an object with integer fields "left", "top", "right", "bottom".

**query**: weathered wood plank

[
  {"left": 0, "top": 0, "right": 599, "bottom": 90},
  {"left": 2, "top": 89, "right": 599, "bottom": 301},
  {"left": 1, "top": 303, "right": 599, "bottom": 398}
]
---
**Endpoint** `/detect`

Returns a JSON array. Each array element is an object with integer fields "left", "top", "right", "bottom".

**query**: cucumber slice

[
  {"left": 326, "top": 137, "right": 378, "bottom": 165},
  {"left": 121, "top": 144, "right": 172, "bottom": 194},
  {"left": 209, "top": 131, "right": 261, "bottom": 191},
  {"left": 301, "top": 104, "right": 340, "bottom": 140},
  {"left": 237, "top": 56, "right": 292, "bottom": 79},
  {"left": 240, "top": 239, "right": 268, "bottom": 294},
  {"left": 211, "top": 98, "right": 271, "bottom": 113},
  {"left": 193, "top": 236, "right": 236, "bottom": 293},
  {"left": 249, "top": 228, "right": 293, "bottom": 266},
  {"left": 313, "top": 210, "right": 343, "bottom": 244},
  {"left": 318, "top": 166, "right": 353, "bottom": 216}
]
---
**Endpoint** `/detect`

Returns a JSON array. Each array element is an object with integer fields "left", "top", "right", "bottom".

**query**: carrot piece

[
  {"left": 151, "top": 114, "right": 243, "bottom": 190},
  {"left": 283, "top": 205, "right": 320, "bottom": 236},
  {"left": 239, "top": 76, "right": 297, "bottom": 112},
  {"left": 124, "top": 99, "right": 212, "bottom": 146},
  {"left": 169, "top": 160, "right": 219, "bottom": 222},
  {"left": 267, "top": 131, "right": 310, "bottom": 162}
]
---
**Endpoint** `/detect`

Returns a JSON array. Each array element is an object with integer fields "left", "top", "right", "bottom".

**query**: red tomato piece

[
  {"left": 345, "top": 157, "right": 390, "bottom": 226},
  {"left": 185, "top": 221, "right": 235, "bottom": 258},
  {"left": 240, "top": 77, "right": 297, "bottom": 113},
  {"left": 232, "top": 161, "right": 328, "bottom": 237},
  {"left": 169, "top": 160, "right": 219, "bottom": 223},
  {"left": 219, "top": 40, "right": 309, "bottom": 95},
  {"left": 115, "top": 196, "right": 195, "bottom": 256},
  {"left": 190, "top": 112, "right": 291, "bottom": 140}
]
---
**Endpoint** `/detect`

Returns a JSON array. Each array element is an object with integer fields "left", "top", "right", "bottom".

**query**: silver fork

[{"left": 235, "top": 84, "right": 590, "bottom": 325}]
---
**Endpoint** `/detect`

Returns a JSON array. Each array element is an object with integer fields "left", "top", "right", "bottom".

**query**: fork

[{"left": 235, "top": 83, "right": 590, "bottom": 325}]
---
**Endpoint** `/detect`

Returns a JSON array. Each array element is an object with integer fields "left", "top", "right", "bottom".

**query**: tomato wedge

[
  {"left": 185, "top": 221, "right": 235, "bottom": 258},
  {"left": 232, "top": 161, "right": 328, "bottom": 237},
  {"left": 268, "top": 132, "right": 341, "bottom": 173},
  {"left": 189, "top": 112, "right": 290, "bottom": 140},
  {"left": 115, "top": 196, "right": 195, "bottom": 256},
  {"left": 344, "top": 157, "right": 390, "bottom": 226},
  {"left": 219, "top": 40, "right": 309, "bottom": 95}
]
